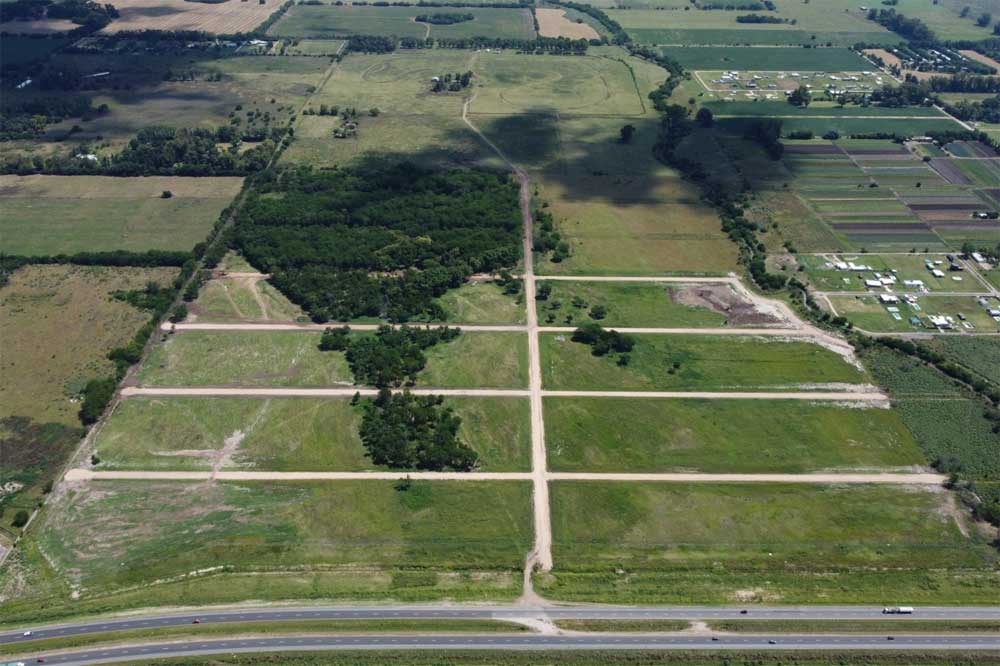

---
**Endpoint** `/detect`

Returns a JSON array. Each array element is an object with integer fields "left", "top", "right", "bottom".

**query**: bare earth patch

[
  {"left": 101, "top": 0, "right": 278, "bottom": 34},
  {"left": 669, "top": 283, "right": 788, "bottom": 327},
  {"left": 535, "top": 8, "right": 598, "bottom": 40}
]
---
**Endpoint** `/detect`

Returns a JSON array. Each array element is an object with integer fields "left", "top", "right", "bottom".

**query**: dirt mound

[{"left": 670, "top": 283, "right": 787, "bottom": 327}]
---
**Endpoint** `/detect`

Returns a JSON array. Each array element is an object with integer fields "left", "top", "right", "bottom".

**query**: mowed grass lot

[
  {"left": 540, "top": 333, "right": 866, "bottom": 390},
  {"left": 32, "top": 479, "right": 532, "bottom": 601},
  {"left": 537, "top": 281, "right": 726, "bottom": 328},
  {"left": 190, "top": 277, "right": 305, "bottom": 324},
  {"left": 95, "top": 396, "right": 531, "bottom": 472},
  {"left": 269, "top": 5, "right": 534, "bottom": 40},
  {"left": 541, "top": 482, "right": 999, "bottom": 604},
  {"left": 137, "top": 330, "right": 529, "bottom": 389},
  {"left": 534, "top": 177, "right": 739, "bottom": 276},
  {"left": 544, "top": 398, "right": 925, "bottom": 473},
  {"left": 0, "top": 175, "right": 242, "bottom": 254},
  {"left": 0, "top": 265, "right": 180, "bottom": 426}
]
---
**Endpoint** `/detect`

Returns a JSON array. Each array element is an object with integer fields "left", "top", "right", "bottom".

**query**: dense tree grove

[
  {"left": 866, "top": 8, "right": 936, "bottom": 42},
  {"left": 0, "top": 0, "right": 118, "bottom": 32},
  {"left": 235, "top": 164, "right": 521, "bottom": 322},
  {"left": 0, "top": 96, "right": 103, "bottom": 141},
  {"left": 946, "top": 95, "right": 1000, "bottom": 124},
  {"left": 342, "top": 325, "right": 461, "bottom": 387},
  {"left": 743, "top": 118, "right": 784, "bottom": 159},
  {"left": 414, "top": 12, "right": 472, "bottom": 23},
  {"left": 360, "top": 389, "right": 477, "bottom": 471},
  {"left": 346, "top": 35, "right": 398, "bottom": 53}
]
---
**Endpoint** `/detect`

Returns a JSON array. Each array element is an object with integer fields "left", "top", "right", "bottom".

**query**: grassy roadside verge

[
  {"left": 709, "top": 620, "right": 1000, "bottom": 634},
  {"left": 43, "top": 650, "right": 1000, "bottom": 665},
  {"left": 0, "top": 620, "right": 528, "bottom": 658},
  {"left": 554, "top": 620, "right": 692, "bottom": 632}
]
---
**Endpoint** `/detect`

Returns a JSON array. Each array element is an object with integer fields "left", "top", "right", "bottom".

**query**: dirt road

[
  {"left": 164, "top": 322, "right": 817, "bottom": 336},
  {"left": 66, "top": 469, "right": 943, "bottom": 484},
  {"left": 123, "top": 387, "right": 888, "bottom": 401}
]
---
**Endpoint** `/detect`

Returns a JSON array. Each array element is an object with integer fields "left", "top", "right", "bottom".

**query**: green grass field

[
  {"left": 544, "top": 397, "right": 925, "bottom": 473},
  {"left": 191, "top": 278, "right": 305, "bottom": 323},
  {"left": 539, "top": 333, "right": 867, "bottom": 390},
  {"left": 137, "top": 330, "right": 528, "bottom": 389},
  {"left": 30, "top": 479, "right": 532, "bottom": 600},
  {"left": 925, "top": 336, "right": 1000, "bottom": 385},
  {"left": 268, "top": 5, "right": 534, "bottom": 40},
  {"left": 540, "top": 482, "right": 998, "bottom": 604},
  {"left": 95, "top": 396, "right": 531, "bottom": 472},
  {"left": 537, "top": 281, "right": 727, "bottom": 328},
  {"left": 0, "top": 175, "right": 242, "bottom": 254},
  {"left": 469, "top": 53, "right": 645, "bottom": 116},
  {"left": 431, "top": 282, "right": 525, "bottom": 325}
]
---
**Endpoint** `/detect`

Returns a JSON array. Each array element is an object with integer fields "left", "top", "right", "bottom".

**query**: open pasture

[
  {"left": 190, "top": 276, "right": 305, "bottom": 324},
  {"left": 101, "top": 0, "right": 279, "bottom": 34},
  {"left": 0, "top": 175, "right": 242, "bottom": 255},
  {"left": 95, "top": 396, "right": 531, "bottom": 472},
  {"left": 539, "top": 332, "right": 866, "bottom": 391},
  {"left": 20, "top": 54, "right": 328, "bottom": 147},
  {"left": 34, "top": 479, "right": 532, "bottom": 600},
  {"left": 544, "top": 397, "right": 924, "bottom": 473},
  {"left": 536, "top": 281, "right": 728, "bottom": 328},
  {"left": 137, "top": 330, "right": 529, "bottom": 389},
  {"left": 468, "top": 53, "right": 645, "bottom": 116},
  {"left": 268, "top": 5, "right": 534, "bottom": 40},
  {"left": 542, "top": 482, "right": 997, "bottom": 604}
]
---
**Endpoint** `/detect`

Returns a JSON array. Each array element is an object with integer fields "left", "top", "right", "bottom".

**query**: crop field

[
  {"left": 137, "top": 330, "right": 529, "bottom": 389},
  {"left": 101, "top": 0, "right": 279, "bottom": 34},
  {"left": 0, "top": 175, "right": 242, "bottom": 255},
  {"left": 661, "top": 46, "right": 873, "bottom": 72},
  {"left": 33, "top": 479, "right": 532, "bottom": 599},
  {"left": 268, "top": 5, "right": 534, "bottom": 40},
  {"left": 924, "top": 337, "right": 1000, "bottom": 385},
  {"left": 541, "top": 482, "right": 998, "bottom": 604},
  {"left": 535, "top": 8, "right": 600, "bottom": 40},
  {"left": 862, "top": 346, "right": 1000, "bottom": 481},
  {"left": 545, "top": 397, "right": 924, "bottom": 473},
  {"left": 540, "top": 333, "right": 866, "bottom": 391},
  {"left": 95, "top": 396, "right": 532, "bottom": 472}
]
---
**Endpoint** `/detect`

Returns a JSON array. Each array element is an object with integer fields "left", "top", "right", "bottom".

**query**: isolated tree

[
  {"left": 788, "top": 85, "right": 812, "bottom": 107},
  {"left": 589, "top": 304, "right": 607, "bottom": 320},
  {"left": 976, "top": 12, "right": 991, "bottom": 27},
  {"left": 12, "top": 510, "right": 29, "bottom": 528},
  {"left": 695, "top": 107, "right": 714, "bottom": 127},
  {"left": 161, "top": 190, "right": 173, "bottom": 199},
  {"left": 619, "top": 124, "right": 636, "bottom": 143}
]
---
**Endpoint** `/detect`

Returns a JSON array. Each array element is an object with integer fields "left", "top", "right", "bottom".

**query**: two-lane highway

[
  {"left": 6, "top": 633, "right": 1000, "bottom": 666},
  {"left": 5, "top": 604, "right": 1000, "bottom": 646}
]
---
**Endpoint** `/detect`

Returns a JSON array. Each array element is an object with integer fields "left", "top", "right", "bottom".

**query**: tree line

[{"left": 234, "top": 164, "right": 522, "bottom": 322}]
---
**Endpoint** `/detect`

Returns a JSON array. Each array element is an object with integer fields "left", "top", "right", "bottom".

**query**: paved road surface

[
  {"left": 7, "top": 605, "right": 1000, "bottom": 646},
  {"left": 6, "top": 633, "right": 1000, "bottom": 665}
]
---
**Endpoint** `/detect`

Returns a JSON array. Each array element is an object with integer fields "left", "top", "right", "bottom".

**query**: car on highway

[
  {"left": 882, "top": 606, "right": 914, "bottom": 614},
  {"left": 21, "top": 631, "right": 32, "bottom": 637}
]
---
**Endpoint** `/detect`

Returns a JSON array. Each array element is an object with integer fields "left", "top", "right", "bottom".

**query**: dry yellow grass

[
  {"left": 0, "top": 265, "right": 179, "bottom": 426},
  {"left": 535, "top": 8, "right": 599, "bottom": 40},
  {"left": 960, "top": 49, "right": 1000, "bottom": 72},
  {"left": 102, "top": 0, "right": 278, "bottom": 34}
]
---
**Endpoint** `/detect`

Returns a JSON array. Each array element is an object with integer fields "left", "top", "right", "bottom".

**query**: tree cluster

[
  {"left": 431, "top": 70, "right": 472, "bottom": 93},
  {"left": 735, "top": 13, "right": 786, "bottom": 23},
  {"left": 532, "top": 207, "right": 569, "bottom": 262},
  {"left": 414, "top": 11, "right": 472, "bottom": 23},
  {"left": 346, "top": 34, "right": 398, "bottom": 53},
  {"left": 946, "top": 94, "right": 1000, "bottom": 124},
  {"left": 435, "top": 35, "right": 588, "bottom": 54},
  {"left": 319, "top": 324, "right": 461, "bottom": 387},
  {"left": 359, "top": 389, "right": 477, "bottom": 471},
  {"left": 0, "top": 0, "right": 118, "bottom": 32},
  {"left": 0, "top": 95, "right": 103, "bottom": 141},
  {"left": 235, "top": 164, "right": 521, "bottom": 322},
  {"left": 571, "top": 323, "right": 634, "bottom": 358},
  {"left": 743, "top": 118, "right": 783, "bottom": 160}
]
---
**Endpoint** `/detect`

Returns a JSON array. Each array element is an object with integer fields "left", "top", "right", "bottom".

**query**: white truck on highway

[{"left": 882, "top": 606, "right": 914, "bottom": 614}]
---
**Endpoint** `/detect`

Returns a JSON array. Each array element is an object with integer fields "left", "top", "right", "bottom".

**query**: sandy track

[
  {"left": 66, "top": 469, "right": 943, "bottom": 484},
  {"left": 122, "top": 387, "right": 888, "bottom": 401}
]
